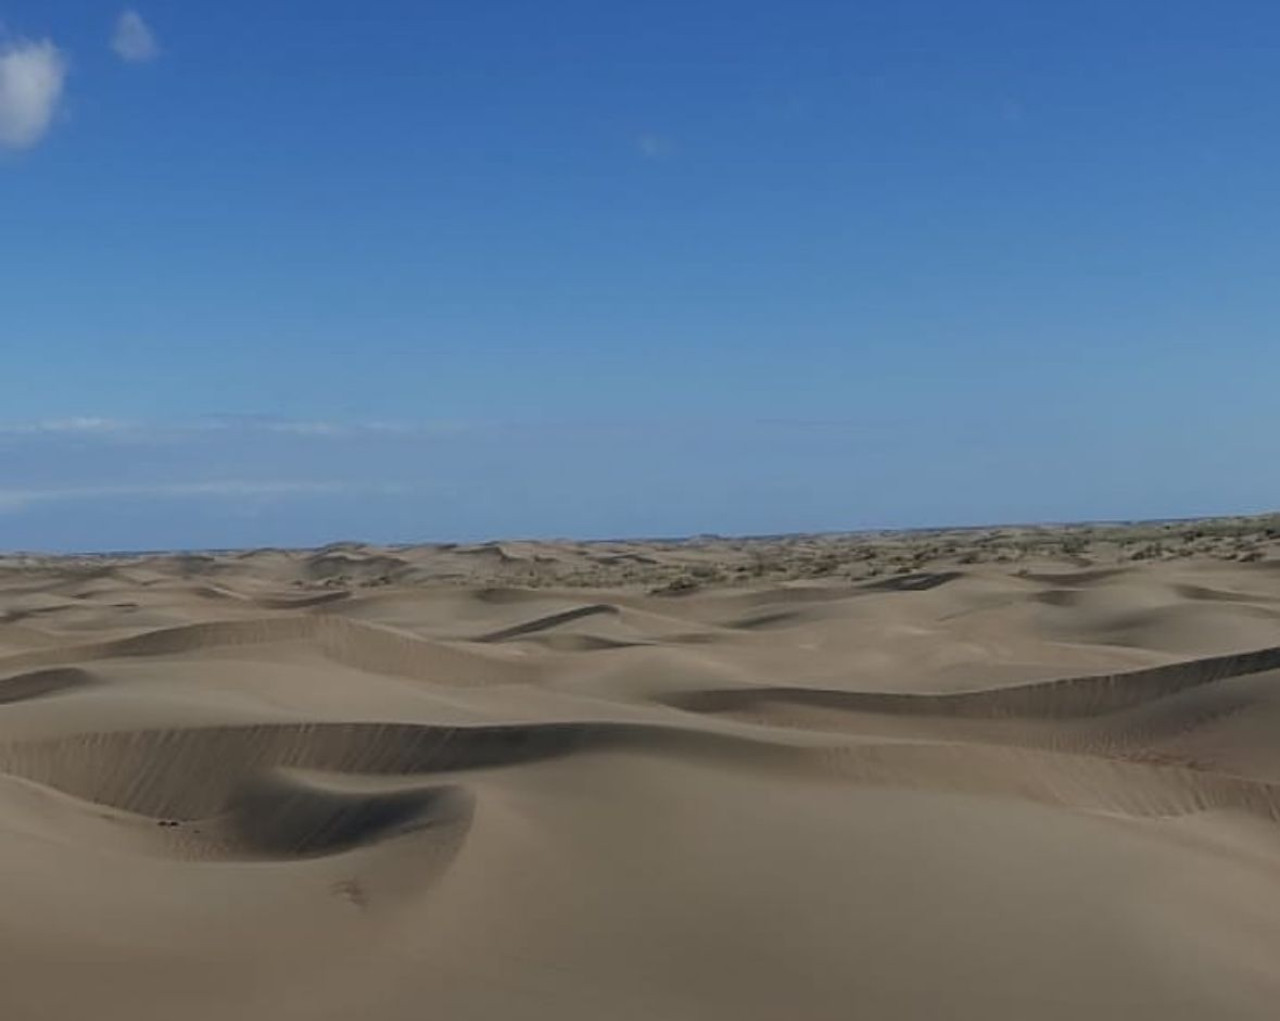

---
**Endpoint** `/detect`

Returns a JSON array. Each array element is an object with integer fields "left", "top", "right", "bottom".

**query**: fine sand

[{"left": 2, "top": 516, "right": 1280, "bottom": 1019}]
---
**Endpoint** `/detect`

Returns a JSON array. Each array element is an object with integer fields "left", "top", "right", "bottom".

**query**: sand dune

[{"left": 2, "top": 517, "right": 1280, "bottom": 1019}]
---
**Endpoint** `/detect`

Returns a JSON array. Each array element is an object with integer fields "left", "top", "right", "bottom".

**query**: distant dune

[{"left": 1, "top": 515, "right": 1279, "bottom": 1019}]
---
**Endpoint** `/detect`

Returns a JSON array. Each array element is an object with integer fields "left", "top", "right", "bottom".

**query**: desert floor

[{"left": 2, "top": 516, "right": 1279, "bottom": 1019}]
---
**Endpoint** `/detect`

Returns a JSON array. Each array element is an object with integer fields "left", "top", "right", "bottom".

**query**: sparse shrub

[{"left": 651, "top": 574, "right": 700, "bottom": 596}]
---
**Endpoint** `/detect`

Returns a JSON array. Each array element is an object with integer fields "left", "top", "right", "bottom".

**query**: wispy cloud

[
  {"left": 111, "top": 9, "right": 159, "bottom": 63},
  {"left": 635, "top": 133, "right": 675, "bottom": 160},
  {"left": 0, "top": 480, "right": 363, "bottom": 513},
  {"left": 0, "top": 417, "right": 130, "bottom": 436},
  {"left": 257, "top": 419, "right": 478, "bottom": 437},
  {"left": 0, "top": 416, "right": 484, "bottom": 442},
  {"left": 999, "top": 98, "right": 1025, "bottom": 124},
  {"left": 0, "top": 37, "right": 67, "bottom": 150},
  {"left": 262, "top": 420, "right": 349, "bottom": 437}
]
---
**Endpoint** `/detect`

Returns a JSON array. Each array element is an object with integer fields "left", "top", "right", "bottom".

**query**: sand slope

[{"left": 2, "top": 521, "right": 1280, "bottom": 1019}]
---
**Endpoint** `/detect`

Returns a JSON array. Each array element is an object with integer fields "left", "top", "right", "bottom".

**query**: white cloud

[
  {"left": 0, "top": 38, "right": 67, "bottom": 150},
  {"left": 111, "top": 9, "right": 159, "bottom": 63}
]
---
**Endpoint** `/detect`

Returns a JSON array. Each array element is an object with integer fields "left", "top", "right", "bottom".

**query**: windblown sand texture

[{"left": 2, "top": 516, "right": 1280, "bottom": 1019}]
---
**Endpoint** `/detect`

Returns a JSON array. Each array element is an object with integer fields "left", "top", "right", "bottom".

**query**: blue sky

[{"left": 2, "top": 1, "right": 1278, "bottom": 551}]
